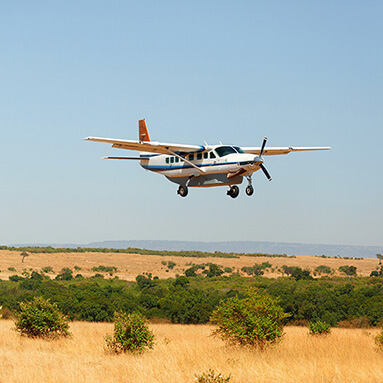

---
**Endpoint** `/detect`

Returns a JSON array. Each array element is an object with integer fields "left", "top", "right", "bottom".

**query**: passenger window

[
  {"left": 175, "top": 157, "right": 179, "bottom": 163},
  {"left": 210, "top": 152, "right": 216, "bottom": 159},
  {"left": 197, "top": 153, "right": 202, "bottom": 160},
  {"left": 189, "top": 154, "right": 194, "bottom": 161},
  {"left": 170, "top": 157, "right": 174, "bottom": 163},
  {"left": 166, "top": 158, "right": 169, "bottom": 164},
  {"left": 204, "top": 152, "right": 208, "bottom": 159}
]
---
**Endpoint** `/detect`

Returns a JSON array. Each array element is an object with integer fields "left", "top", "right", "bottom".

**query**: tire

[
  {"left": 178, "top": 185, "right": 188, "bottom": 197},
  {"left": 228, "top": 185, "right": 239, "bottom": 198},
  {"left": 245, "top": 185, "right": 254, "bottom": 196}
]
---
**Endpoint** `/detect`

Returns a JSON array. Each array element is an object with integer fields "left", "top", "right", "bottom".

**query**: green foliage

[
  {"left": 167, "top": 261, "right": 176, "bottom": 269},
  {"left": 74, "top": 265, "right": 82, "bottom": 271},
  {"left": 375, "top": 328, "right": 383, "bottom": 351},
  {"left": 338, "top": 265, "right": 357, "bottom": 276},
  {"left": 55, "top": 268, "right": 73, "bottom": 281},
  {"left": 105, "top": 312, "right": 154, "bottom": 354},
  {"left": 195, "top": 369, "right": 232, "bottom": 383},
  {"left": 91, "top": 265, "right": 118, "bottom": 273},
  {"left": 210, "top": 292, "right": 289, "bottom": 349},
  {"left": 9, "top": 275, "right": 24, "bottom": 282},
  {"left": 161, "top": 260, "right": 167, "bottom": 266},
  {"left": 370, "top": 266, "right": 383, "bottom": 277},
  {"left": 281, "top": 265, "right": 313, "bottom": 280},
  {"left": 308, "top": 320, "right": 331, "bottom": 335},
  {"left": 41, "top": 266, "right": 54, "bottom": 273},
  {"left": 0, "top": 245, "right": 296, "bottom": 259},
  {"left": 314, "top": 265, "right": 333, "bottom": 275},
  {"left": 204, "top": 263, "right": 224, "bottom": 278},
  {"left": 8, "top": 267, "right": 16, "bottom": 272},
  {"left": 14, "top": 296, "right": 70, "bottom": 339}
]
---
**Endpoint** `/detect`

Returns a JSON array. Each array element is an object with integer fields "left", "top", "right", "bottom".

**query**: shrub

[
  {"left": 55, "top": 268, "right": 73, "bottom": 281},
  {"left": 105, "top": 312, "right": 154, "bottom": 354},
  {"left": 8, "top": 267, "right": 16, "bottom": 272},
  {"left": 14, "top": 296, "right": 70, "bottom": 339},
  {"left": 314, "top": 265, "right": 333, "bottom": 275},
  {"left": 41, "top": 266, "right": 54, "bottom": 274},
  {"left": 308, "top": 320, "right": 331, "bottom": 336},
  {"left": 195, "top": 369, "right": 232, "bottom": 383},
  {"left": 375, "top": 329, "right": 383, "bottom": 351},
  {"left": 338, "top": 265, "right": 357, "bottom": 276},
  {"left": 167, "top": 261, "right": 176, "bottom": 270},
  {"left": 210, "top": 291, "right": 289, "bottom": 349}
]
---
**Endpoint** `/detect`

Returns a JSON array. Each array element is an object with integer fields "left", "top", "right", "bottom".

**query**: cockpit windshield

[
  {"left": 233, "top": 146, "right": 244, "bottom": 153},
  {"left": 215, "top": 146, "right": 244, "bottom": 157}
]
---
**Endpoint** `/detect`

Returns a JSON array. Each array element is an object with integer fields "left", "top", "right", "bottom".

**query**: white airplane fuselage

[{"left": 139, "top": 145, "right": 262, "bottom": 187}]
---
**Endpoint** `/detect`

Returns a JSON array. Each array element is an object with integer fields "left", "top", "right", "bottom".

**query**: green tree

[
  {"left": 14, "top": 296, "right": 70, "bottom": 339},
  {"left": 210, "top": 291, "right": 289, "bottom": 349},
  {"left": 338, "top": 265, "right": 357, "bottom": 276},
  {"left": 55, "top": 268, "right": 73, "bottom": 281}
]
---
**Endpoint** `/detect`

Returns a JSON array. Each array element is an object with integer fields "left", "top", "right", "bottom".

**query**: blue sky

[{"left": 1, "top": 1, "right": 382, "bottom": 246}]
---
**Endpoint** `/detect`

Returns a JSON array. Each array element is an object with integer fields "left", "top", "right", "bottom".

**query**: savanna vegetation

[{"left": 0, "top": 268, "right": 382, "bottom": 327}]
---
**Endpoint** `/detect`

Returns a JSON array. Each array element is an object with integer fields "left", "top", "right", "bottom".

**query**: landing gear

[
  {"left": 177, "top": 185, "right": 188, "bottom": 197},
  {"left": 245, "top": 176, "right": 254, "bottom": 196},
  {"left": 227, "top": 185, "right": 239, "bottom": 198},
  {"left": 245, "top": 185, "right": 254, "bottom": 196}
]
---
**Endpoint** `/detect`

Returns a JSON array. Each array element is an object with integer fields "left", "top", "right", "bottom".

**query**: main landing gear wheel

[
  {"left": 177, "top": 185, "right": 188, "bottom": 197},
  {"left": 227, "top": 185, "right": 239, "bottom": 198},
  {"left": 245, "top": 185, "right": 254, "bottom": 196}
]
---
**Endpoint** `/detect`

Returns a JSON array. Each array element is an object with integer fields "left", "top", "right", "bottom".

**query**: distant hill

[{"left": 10, "top": 240, "right": 383, "bottom": 258}]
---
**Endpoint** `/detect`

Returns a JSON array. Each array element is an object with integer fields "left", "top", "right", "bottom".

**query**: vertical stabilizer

[{"left": 139, "top": 119, "right": 151, "bottom": 142}]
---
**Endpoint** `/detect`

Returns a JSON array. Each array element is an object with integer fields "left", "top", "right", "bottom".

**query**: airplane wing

[
  {"left": 242, "top": 146, "right": 331, "bottom": 156},
  {"left": 83, "top": 137, "right": 205, "bottom": 154}
]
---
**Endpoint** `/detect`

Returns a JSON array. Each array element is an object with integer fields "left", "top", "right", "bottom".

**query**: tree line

[{"left": 1, "top": 271, "right": 382, "bottom": 327}]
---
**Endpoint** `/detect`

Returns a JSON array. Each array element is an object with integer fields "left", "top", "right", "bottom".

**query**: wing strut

[{"left": 168, "top": 150, "right": 206, "bottom": 173}]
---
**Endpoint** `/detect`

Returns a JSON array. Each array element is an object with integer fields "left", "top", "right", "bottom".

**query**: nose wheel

[
  {"left": 245, "top": 176, "right": 254, "bottom": 196},
  {"left": 245, "top": 185, "right": 254, "bottom": 196},
  {"left": 227, "top": 185, "right": 239, "bottom": 198}
]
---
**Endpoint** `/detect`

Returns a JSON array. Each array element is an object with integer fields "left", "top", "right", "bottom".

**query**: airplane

[{"left": 84, "top": 119, "right": 331, "bottom": 198}]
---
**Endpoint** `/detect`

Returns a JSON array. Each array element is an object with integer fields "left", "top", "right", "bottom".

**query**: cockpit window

[
  {"left": 215, "top": 146, "right": 237, "bottom": 157},
  {"left": 233, "top": 146, "right": 244, "bottom": 153}
]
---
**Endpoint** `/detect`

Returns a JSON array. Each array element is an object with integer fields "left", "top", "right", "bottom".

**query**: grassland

[
  {"left": 0, "top": 249, "right": 379, "bottom": 281},
  {"left": 0, "top": 320, "right": 382, "bottom": 383}
]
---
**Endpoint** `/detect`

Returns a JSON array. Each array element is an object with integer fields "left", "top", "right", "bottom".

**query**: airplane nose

[{"left": 253, "top": 156, "right": 263, "bottom": 165}]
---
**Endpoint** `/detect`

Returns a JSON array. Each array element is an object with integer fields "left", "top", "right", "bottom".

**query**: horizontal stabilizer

[{"left": 101, "top": 156, "right": 149, "bottom": 160}]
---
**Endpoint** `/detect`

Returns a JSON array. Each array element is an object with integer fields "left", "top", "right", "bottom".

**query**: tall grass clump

[
  {"left": 375, "top": 328, "right": 383, "bottom": 351},
  {"left": 14, "top": 296, "right": 70, "bottom": 339},
  {"left": 105, "top": 312, "right": 154, "bottom": 354},
  {"left": 308, "top": 320, "right": 331, "bottom": 336},
  {"left": 210, "top": 291, "right": 289, "bottom": 350},
  {"left": 195, "top": 369, "right": 232, "bottom": 382}
]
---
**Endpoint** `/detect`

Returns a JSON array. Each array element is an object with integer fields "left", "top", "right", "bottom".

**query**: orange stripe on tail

[{"left": 139, "top": 119, "right": 151, "bottom": 142}]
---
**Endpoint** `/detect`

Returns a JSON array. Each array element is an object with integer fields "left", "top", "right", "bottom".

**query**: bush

[
  {"left": 14, "top": 296, "right": 70, "bottom": 339},
  {"left": 375, "top": 329, "right": 383, "bottom": 351},
  {"left": 308, "top": 320, "right": 331, "bottom": 336},
  {"left": 55, "top": 268, "right": 73, "bottom": 281},
  {"left": 105, "top": 312, "right": 154, "bottom": 354},
  {"left": 195, "top": 369, "right": 232, "bottom": 383},
  {"left": 210, "top": 291, "right": 289, "bottom": 349},
  {"left": 338, "top": 265, "right": 357, "bottom": 276}
]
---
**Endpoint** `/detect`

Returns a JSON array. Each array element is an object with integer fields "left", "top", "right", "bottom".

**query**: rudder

[{"left": 139, "top": 119, "right": 151, "bottom": 142}]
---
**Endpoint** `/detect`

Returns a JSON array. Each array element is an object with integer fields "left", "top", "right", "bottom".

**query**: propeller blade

[
  {"left": 260, "top": 163, "right": 272, "bottom": 181},
  {"left": 260, "top": 137, "right": 267, "bottom": 157}
]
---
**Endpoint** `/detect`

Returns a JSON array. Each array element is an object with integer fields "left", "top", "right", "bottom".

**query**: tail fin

[{"left": 139, "top": 119, "right": 151, "bottom": 142}]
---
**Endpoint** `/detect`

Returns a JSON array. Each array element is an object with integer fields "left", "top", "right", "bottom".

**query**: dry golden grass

[
  {"left": 0, "top": 320, "right": 382, "bottom": 382},
  {"left": 0, "top": 250, "right": 379, "bottom": 281}
]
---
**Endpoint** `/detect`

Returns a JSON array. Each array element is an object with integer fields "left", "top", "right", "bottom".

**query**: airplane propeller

[{"left": 256, "top": 137, "right": 272, "bottom": 181}]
